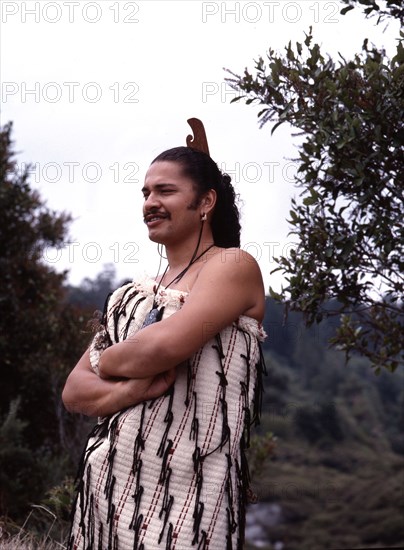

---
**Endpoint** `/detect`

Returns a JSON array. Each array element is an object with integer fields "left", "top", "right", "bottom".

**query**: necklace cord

[
  {"left": 145, "top": 228, "right": 215, "bottom": 327},
  {"left": 154, "top": 223, "right": 215, "bottom": 297},
  {"left": 168, "top": 220, "right": 204, "bottom": 287}
]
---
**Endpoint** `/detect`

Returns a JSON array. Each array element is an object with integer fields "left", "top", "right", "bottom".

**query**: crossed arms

[{"left": 62, "top": 250, "right": 265, "bottom": 417}]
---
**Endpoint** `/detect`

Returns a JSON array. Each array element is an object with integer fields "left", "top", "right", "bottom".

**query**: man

[{"left": 63, "top": 123, "right": 266, "bottom": 549}]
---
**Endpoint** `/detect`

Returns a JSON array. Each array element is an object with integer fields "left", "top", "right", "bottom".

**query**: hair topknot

[{"left": 151, "top": 146, "right": 241, "bottom": 248}]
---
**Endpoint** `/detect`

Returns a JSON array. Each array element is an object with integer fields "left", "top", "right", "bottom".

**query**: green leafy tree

[
  {"left": 1, "top": 122, "right": 70, "bottom": 420},
  {"left": 227, "top": 7, "right": 404, "bottom": 371},
  {"left": 0, "top": 399, "right": 43, "bottom": 517},
  {"left": 0, "top": 122, "right": 91, "bottom": 518},
  {"left": 340, "top": 0, "right": 404, "bottom": 24}
]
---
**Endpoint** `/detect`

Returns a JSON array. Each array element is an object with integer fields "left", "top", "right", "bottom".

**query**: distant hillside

[{"left": 245, "top": 298, "right": 404, "bottom": 549}]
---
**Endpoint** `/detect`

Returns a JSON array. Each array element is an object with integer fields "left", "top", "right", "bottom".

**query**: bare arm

[
  {"left": 62, "top": 348, "right": 176, "bottom": 417},
  {"left": 98, "top": 250, "right": 265, "bottom": 380}
]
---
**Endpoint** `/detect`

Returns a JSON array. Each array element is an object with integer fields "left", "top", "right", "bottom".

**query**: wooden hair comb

[{"left": 186, "top": 118, "right": 210, "bottom": 155}]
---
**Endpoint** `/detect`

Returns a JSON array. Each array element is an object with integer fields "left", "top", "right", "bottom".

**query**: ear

[{"left": 201, "top": 189, "right": 217, "bottom": 217}]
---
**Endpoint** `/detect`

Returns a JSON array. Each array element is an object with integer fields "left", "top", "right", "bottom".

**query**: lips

[{"left": 143, "top": 212, "right": 169, "bottom": 225}]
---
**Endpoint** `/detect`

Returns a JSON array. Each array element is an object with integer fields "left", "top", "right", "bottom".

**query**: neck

[
  {"left": 164, "top": 226, "right": 215, "bottom": 270},
  {"left": 166, "top": 244, "right": 210, "bottom": 270}
]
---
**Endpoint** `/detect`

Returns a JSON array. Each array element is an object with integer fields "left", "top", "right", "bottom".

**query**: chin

[{"left": 147, "top": 231, "right": 165, "bottom": 244}]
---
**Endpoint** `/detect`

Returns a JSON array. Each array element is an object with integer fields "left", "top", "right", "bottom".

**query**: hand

[{"left": 122, "top": 368, "right": 177, "bottom": 405}]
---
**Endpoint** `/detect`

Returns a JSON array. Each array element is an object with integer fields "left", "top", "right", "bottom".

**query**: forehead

[{"left": 143, "top": 160, "right": 193, "bottom": 188}]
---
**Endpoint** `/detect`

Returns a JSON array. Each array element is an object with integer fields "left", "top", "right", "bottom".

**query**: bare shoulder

[
  {"left": 190, "top": 247, "right": 265, "bottom": 322},
  {"left": 200, "top": 247, "right": 263, "bottom": 282}
]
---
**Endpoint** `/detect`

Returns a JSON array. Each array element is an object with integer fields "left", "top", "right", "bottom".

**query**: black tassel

[
  {"left": 197, "top": 529, "right": 208, "bottom": 550},
  {"left": 226, "top": 513, "right": 233, "bottom": 550},
  {"left": 189, "top": 391, "right": 199, "bottom": 442},
  {"left": 158, "top": 490, "right": 174, "bottom": 544},
  {"left": 100, "top": 291, "right": 113, "bottom": 326},
  {"left": 104, "top": 449, "right": 117, "bottom": 500},
  {"left": 111, "top": 286, "right": 136, "bottom": 342},
  {"left": 192, "top": 448, "right": 205, "bottom": 544},
  {"left": 225, "top": 453, "right": 237, "bottom": 534},
  {"left": 107, "top": 501, "right": 115, "bottom": 549},
  {"left": 239, "top": 378, "right": 251, "bottom": 448},
  {"left": 109, "top": 286, "right": 144, "bottom": 343},
  {"left": 235, "top": 446, "right": 250, "bottom": 550},
  {"left": 106, "top": 476, "right": 116, "bottom": 524},
  {"left": 251, "top": 343, "right": 267, "bottom": 429},
  {"left": 122, "top": 294, "right": 147, "bottom": 339},
  {"left": 103, "top": 413, "right": 122, "bottom": 532},
  {"left": 214, "top": 334, "right": 230, "bottom": 451},
  {"left": 158, "top": 440, "right": 173, "bottom": 484},
  {"left": 157, "top": 443, "right": 174, "bottom": 543},
  {"left": 132, "top": 402, "right": 146, "bottom": 468},
  {"left": 97, "top": 522, "right": 103, "bottom": 550},
  {"left": 157, "top": 386, "right": 174, "bottom": 458},
  {"left": 200, "top": 335, "right": 231, "bottom": 459},
  {"left": 130, "top": 403, "right": 146, "bottom": 541},
  {"left": 165, "top": 522, "right": 174, "bottom": 550},
  {"left": 130, "top": 513, "right": 143, "bottom": 550}
]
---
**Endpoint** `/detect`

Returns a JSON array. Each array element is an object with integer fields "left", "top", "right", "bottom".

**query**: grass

[
  {"left": 0, "top": 506, "right": 68, "bottom": 550},
  {"left": 0, "top": 533, "right": 65, "bottom": 550}
]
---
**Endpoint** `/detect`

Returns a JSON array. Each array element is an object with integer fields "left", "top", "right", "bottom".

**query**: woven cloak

[{"left": 68, "top": 274, "right": 266, "bottom": 550}]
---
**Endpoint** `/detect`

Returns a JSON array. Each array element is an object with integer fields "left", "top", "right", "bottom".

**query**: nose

[{"left": 144, "top": 191, "right": 161, "bottom": 211}]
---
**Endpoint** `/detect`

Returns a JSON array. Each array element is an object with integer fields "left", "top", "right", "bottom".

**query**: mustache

[{"left": 143, "top": 209, "right": 171, "bottom": 224}]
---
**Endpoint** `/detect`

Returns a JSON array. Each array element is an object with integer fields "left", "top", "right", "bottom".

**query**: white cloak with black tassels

[{"left": 68, "top": 273, "right": 266, "bottom": 550}]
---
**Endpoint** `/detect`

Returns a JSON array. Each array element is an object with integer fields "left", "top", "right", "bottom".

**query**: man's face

[{"left": 142, "top": 161, "right": 201, "bottom": 245}]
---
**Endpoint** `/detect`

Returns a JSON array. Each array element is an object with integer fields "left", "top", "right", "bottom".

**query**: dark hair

[{"left": 151, "top": 146, "right": 241, "bottom": 248}]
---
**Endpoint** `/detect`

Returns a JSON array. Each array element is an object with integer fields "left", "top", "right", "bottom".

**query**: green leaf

[
  {"left": 340, "top": 5, "right": 355, "bottom": 15},
  {"left": 271, "top": 119, "right": 285, "bottom": 135},
  {"left": 268, "top": 286, "right": 283, "bottom": 301},
  {"left": 303, "top": 195, "right": 317, "bottom": 206}
]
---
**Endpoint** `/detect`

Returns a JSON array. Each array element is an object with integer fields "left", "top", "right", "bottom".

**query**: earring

[{"left": 201, "top": 212, "right": 207, "bottom": 222}]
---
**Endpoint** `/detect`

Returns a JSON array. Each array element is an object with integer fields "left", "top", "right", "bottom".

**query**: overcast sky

[{"left": 0, "top": 0, "right": 399, "bottom": 291}]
